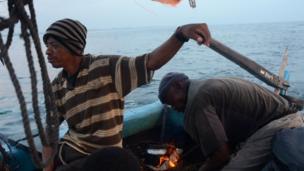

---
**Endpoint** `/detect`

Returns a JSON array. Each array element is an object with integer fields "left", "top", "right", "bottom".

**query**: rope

[
  {"left": 21, "top": 22, "right": 48, "bottom": 146},
  {"left": 15, "top": 0, "right": 60, "bottom": 142},
  {"left": 0, "top": 0, "right": 59, "bottom": 168}
]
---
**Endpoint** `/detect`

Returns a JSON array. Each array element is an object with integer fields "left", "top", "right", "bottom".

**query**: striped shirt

[{"left": 52, "top": 54, "right": 153, "bottom": 154}]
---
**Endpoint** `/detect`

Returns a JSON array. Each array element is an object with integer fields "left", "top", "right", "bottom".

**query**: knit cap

[{"left": 43, "top": 18, "right": 87, "bottom": 55}]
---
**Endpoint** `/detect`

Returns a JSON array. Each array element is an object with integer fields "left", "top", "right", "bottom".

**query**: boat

[{"left": 0, "top": 101, "right": 204, "bottom": 171}]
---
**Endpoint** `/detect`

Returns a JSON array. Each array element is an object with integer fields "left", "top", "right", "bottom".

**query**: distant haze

[{"left": 1, "top": 0, "right": 303, "bottom": 30}]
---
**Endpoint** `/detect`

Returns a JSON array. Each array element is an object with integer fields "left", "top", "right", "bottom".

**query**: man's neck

[{"left": 64, "top": 55, "right": 83, "bottom": 76}]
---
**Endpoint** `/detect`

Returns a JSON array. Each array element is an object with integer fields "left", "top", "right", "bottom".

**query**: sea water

[{"left": 0, "top": 21, "right": 303, "bottom": 141}]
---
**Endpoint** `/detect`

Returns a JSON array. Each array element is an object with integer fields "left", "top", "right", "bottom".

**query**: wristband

[{"left": 174, "top": 26, "right": 189, "bottom": 42}]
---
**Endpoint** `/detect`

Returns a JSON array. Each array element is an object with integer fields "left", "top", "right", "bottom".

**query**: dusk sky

[{"left": 1, "top": 0, "right": 304, "bottom": 30}]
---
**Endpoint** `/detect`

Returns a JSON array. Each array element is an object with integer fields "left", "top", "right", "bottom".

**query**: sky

[{"left": 1, "top": 0, "right": 304, "bottom": 30}]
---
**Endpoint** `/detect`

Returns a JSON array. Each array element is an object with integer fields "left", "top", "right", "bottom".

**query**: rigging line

[
  {"left": 13, "top": 1, "right": 45, "bottom": 168},
  {"left": 17, "top": 0, "right": 60, "bottom": 146},
  {"left": 0, "top": 0, "right": 59, "bottom": 168},
  {"left": 15, "top": 0, "right": 58, "bottom": 167},
  {"left": 0, "top": 29, "right": 39, "bottom": 168},
  {"left": 21, "top": 22, "right": 48, "bottom": 146},
  {"left": 15, "top": 133, "right": 40, "bottom": 144},
  {"left": 134, "top": 0, "right": 158, "bottom": 16}
]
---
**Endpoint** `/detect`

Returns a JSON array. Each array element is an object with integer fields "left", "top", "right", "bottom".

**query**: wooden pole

[{"left": 209, "top": 38, "right": 289, "bottom": 90}]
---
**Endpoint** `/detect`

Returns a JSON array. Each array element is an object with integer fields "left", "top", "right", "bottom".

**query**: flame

[
  {"left": 168, "top": 160, "right": 176, "bottom": 168},
  {"left": 159, "top": 156, "right": 169, "bottom": 166},
  {"left": 152, "top": 0, "right": 181, "bottom": 6},
  {"left": 157, "top": 144, "right": 181, "bottom": 169}
]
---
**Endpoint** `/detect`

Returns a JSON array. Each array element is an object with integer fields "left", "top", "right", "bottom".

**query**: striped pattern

[
  {"left": 52, "top": 54, "right": 153, "bottom": 154},
  {"left": 43, "top": 18, "right": 87, "bottom": 55}
]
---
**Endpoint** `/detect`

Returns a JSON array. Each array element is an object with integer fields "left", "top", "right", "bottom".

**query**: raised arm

[{"left": 146, "top": 23, "right": 211, "bottom": 70}]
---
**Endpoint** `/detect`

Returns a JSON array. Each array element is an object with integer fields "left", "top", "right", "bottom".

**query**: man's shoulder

[
  {"left": 87, "top": 53, "right": 147, "bottom": 63},
  {"left": 86, "top": 53, "right": 123, "bottom": 60},
  {"left": 87, "top": 54, "right": 135, "bottom": 66},
  {"left": 187, "top": 78, "right": 243, "bottom": 103},
  {"left": 197, "top": 77, "right": 253, "bottom": 90},
  {"left": 86, "top": 54, "right": 114, "bottom": 62},
  {"left": 85, "top": 54, "right": 120, "bottom": 68},
  {"left": 189, "top": 78, "right": 226, "bottom": 92}
]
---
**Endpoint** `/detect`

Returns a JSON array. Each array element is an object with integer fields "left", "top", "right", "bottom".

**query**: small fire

[
  {"left": 152, "top": 0, "right": 181, "bottom": 7},
  {"left": 157, "top": 144, "right": 181, "bottom": 170},
  {"left": 146, "top": 144, "right": 182, "bottom": 171}
]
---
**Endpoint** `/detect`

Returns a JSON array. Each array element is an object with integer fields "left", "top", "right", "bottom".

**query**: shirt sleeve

[
  {"left": 110, "top": 54, "right": 154, "bottom": 97},
  {"left": 193, "top": 103, "right": 228, "bottom": 158}
]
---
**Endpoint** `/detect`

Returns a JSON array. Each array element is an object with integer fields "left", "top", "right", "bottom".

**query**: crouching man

[{"left": 158, "top": 72, "right": 304, "bottom": 171}]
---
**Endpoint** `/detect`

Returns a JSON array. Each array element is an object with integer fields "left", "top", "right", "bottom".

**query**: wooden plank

[{"left": 209, "top": 39, "right": 289, "bottom": 90}]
